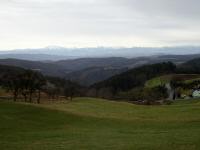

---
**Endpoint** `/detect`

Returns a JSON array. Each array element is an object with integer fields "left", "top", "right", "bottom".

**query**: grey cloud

[{"left": 0, "top": 0, "right": 200, "bottom": 49}]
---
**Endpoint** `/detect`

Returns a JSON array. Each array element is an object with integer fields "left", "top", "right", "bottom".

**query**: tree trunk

[
  {"left": 13, "top": 91, "right": 17, "bottom": 102},
  {"left": 29, "top": 92, "right": 32, "bottom": 103},
  {"left": 23, "top": 94, "right": 27, "bottom": 102},
  {"left": 37, "top": 90, "right": 41, "bottom": 104}
]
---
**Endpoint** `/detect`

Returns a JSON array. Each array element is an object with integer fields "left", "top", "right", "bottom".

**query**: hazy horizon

[
  {"left": 0, "top": 46, "right": 200, "bottom": 61},
  {"left": 1, "top": 45, "right": 200, "bottom": 51}
]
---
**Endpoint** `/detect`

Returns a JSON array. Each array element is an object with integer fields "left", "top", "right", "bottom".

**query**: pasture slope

[
  {"left": 145, "top": 74, "right": 200, "bottom": 88},
  {"left": 0, "top": 98, "right": 200, "bottom": 150}
]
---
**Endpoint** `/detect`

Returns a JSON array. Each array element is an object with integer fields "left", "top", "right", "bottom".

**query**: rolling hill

[
  {"left": 0, "top": 64, "right": 26, "bottom": 83},
  {"left": 54, "top": 54, "right": 200, "bottom": 71},
  {"left": 92, "top": 62, "right": 176, "bottom": 92},
  {"left": 178, "top": 58, "right": 200, "bottom": 74},
  {"left": 0, "top": 54, "right": 200, "bottom": 86},
  {"left": 1, "top": 98, "right": 200, "bottom": 150},
  {"left": 65, "top": 67, "right": 128, "bottom": 86},
  {"left": 0, "top": 59, "right": 68, "bottom": 77}
]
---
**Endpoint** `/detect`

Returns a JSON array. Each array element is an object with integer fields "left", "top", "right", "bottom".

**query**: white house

[{"left": 192, "top": 90, "right": 200, "bottom": 98}]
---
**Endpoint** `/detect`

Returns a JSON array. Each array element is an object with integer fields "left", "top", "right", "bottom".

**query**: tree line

[
  {"left": 0, "top": 68, "right": 83, "bottom": 103},
  {"left": 1, "top": 70, "right": 45, "bottom": 103}
]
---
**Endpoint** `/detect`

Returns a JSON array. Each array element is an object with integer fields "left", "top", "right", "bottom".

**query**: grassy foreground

[{"left": 0, "top": 98, "right": 200, "bottom": 150}]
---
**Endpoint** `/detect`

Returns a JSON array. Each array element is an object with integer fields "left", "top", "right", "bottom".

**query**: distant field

[
  {"left": 184, "top": 78, "right": 200, "bottom": 84},
  {"left": 145, "top": 74, "right": 200, "bottom": 88},
  {"left": 145, "top": 75, "right": 172, "bottom": 88},
  {"left": 1, "top": 98, "right": 200, "bottom": 150}
]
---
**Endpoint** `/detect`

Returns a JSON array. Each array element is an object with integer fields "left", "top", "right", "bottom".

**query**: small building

[{"left": 192, "top": 90, "right": 200, "bottom": 98}]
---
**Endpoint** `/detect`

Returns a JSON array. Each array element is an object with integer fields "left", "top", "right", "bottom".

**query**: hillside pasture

[
  {"left": 0, "top": 98, "right": 200, "bottom": 150},
  {"left": 145, "top": 74, "right": 200, "bottom": 88}
]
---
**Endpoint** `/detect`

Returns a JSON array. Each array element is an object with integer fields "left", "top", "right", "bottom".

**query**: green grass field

[
  {"left": 145, "top": 74, "right": 200, "bottom": 88},
  {"left": 184, "top": 78, "right": 200, "bottom": 84},
  {"left": 1, "top": 98, "right": 200, "bottom": 150},
  {"left": 145, "top": 75, "right": 172, "bottom": 88}
]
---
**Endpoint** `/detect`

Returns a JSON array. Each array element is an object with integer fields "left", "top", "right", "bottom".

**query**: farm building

[{"left": 192, "top": 90, "right": 200, "bottom": 98}]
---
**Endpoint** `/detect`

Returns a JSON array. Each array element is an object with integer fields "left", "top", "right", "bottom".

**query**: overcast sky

[{"left": 0, "top": 0, "right": 200, "bottom": 50}]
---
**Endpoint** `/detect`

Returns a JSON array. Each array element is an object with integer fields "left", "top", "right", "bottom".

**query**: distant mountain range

[
  {"left": 1, "top": 46, "right": 200, "bottom": 61},
  {"left": 1, "top": 54, "right": 200, "bottom": 86},
  {"left": 0, "top": 54, "right": 67, "bottom": 61}
]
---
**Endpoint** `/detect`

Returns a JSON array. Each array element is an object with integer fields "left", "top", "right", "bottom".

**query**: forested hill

[
  {"left": 0, "top": 54, "right": 200, "bottom": 86},
  {"left": 0, "top": 59, "right": 68, "bottom": 77},
  {"left": 177, "top": 58, "right": 200, "bottom": 74},
  {"left": 92, "top": 62, "right": 176, "bottom": 93},
  {"left": 0, "top": 64, "right": 25, "bottom": 77}
]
